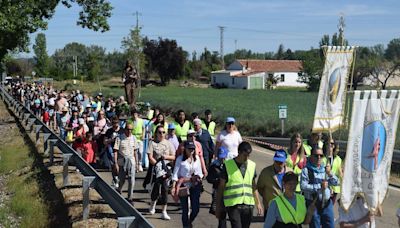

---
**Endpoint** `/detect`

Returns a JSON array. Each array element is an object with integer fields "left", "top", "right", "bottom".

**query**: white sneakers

[
  {"left": 112, "top": 177, "right": 119, "bottom": 189},
  {"left": 138, "top": 165, "right": 143, "bottom": 172},
  {"left": 149, "top": 207, "right": 155, "bottom": 215},
  {"left": 161, "top": 211, "right": 170, "bottom": 220}
]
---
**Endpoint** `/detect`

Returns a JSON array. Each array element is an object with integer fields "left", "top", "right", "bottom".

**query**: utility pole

[
  {"left": 218, "top": 26, "right": 225, "bottom": 69},
  {"left": 338, "top": 13, "right": 345, "bottom": 46}
]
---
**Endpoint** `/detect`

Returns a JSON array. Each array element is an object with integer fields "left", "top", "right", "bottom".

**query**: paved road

[{"left": 98, "top": 144, "right": 400, "bottom": 228}]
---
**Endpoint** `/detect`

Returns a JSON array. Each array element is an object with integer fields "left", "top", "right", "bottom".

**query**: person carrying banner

[
  {"left": 322, "top": 137, "right": 342, "bottom": 204},
  {"left": 337, "top": 197, "right": 376, "bottom": 228},
  {"left": 300, "top": 146, "right": 338, "bottom": 228},
  {"left": 264, "top": 172, "right": 315, "bottom": 228}
]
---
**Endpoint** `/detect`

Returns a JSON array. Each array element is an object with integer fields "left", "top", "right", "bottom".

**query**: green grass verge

[{"left": 0, "top": 129, "right": 48, "bottom": 228}]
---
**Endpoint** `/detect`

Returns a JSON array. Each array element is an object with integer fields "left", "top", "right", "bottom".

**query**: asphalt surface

[{"left": 98, "top": 143, "right": 400, "bottom": 228}]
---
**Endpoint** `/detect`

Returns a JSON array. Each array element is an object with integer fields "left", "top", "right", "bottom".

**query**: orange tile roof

[
  {"left": 231, "top": 71, "right": 263, "bottom": 77},
  {"left": 237, "top": 59, "right": 303, "bottom": 72}
]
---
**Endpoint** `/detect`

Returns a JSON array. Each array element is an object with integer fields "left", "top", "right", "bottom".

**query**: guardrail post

[
  {"left": 23, "top": 113, "right": 30, "bottom": 125},
  {"left": 63, "top": 154, "right": 73, "bottom": 187},
  {"left": 47, "top": 139, "right": 58, "bottom": 165},
  {"left": 27, "top": 118, "right": 36, "bottom": 131},
  {"left": 118, "top": 216, "right": 136, "bottom": 228},
  {"left": 82, "top": 176, "right": 96, "bottom": 220},
  {"left": 35, "top": 124, "right": 43, "bottom": 144},
  {"left": 42, "top": 133, "right": 51, "bottom": 154}
]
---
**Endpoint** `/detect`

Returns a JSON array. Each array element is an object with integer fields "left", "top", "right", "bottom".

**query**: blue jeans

[
  {"left": 179, "top": 184, "right": 201, "bottom": 227},
  {"left": 306, "top": 198, "right": 334, "bottom": 228}
]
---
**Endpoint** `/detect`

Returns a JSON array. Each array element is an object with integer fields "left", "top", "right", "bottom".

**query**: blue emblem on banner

[{"left": 361, "top": 121, "right": 386, "bottom": 172}]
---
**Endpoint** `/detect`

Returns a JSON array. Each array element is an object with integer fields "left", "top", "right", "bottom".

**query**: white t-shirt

[
  {"left": 338, "top": 198, "right": 374, "bottom": 228},
  {"left": 216, "top": 130, "right": 242, "bottom": 159},
  {"left": 172, "top": 155, "right": 203, "bottom": 187}
]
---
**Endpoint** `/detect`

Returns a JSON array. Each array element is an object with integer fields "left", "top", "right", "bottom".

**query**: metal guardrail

[
  {"left": 0, "top": 86, "right": 154, "bottom": 228},
  {"left": 245, "top": 136, "right": 400, "bottom": 164}
]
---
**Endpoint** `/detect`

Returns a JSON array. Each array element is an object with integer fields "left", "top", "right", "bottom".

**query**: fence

[{"left": 0, "top": 85, "right": 154, "bottom": 228}]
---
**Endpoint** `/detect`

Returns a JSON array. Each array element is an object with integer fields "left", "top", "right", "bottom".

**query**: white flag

[
  {"left": 312, "top": 46, "right": 355, "bottom": 132},
  {"left": 341, "top": 90, "right": 400, "bottom": 211}
]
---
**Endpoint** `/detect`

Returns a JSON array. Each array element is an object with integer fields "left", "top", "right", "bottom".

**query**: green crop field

[{"left": 51, "top": 79, "right": 400, "bottom": 147}]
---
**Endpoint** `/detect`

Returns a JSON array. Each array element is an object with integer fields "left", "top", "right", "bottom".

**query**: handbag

[{"left": 178, "top": 186, "right": 190, "bottom": 197}]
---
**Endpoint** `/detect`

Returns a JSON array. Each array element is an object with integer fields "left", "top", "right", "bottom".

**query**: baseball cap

[
  {"left": 273, "top": 149, "right": 287, "bottom": 163},
  {"left": 184, "top": 141, "right": 196, "bottom": 150},
  {"left": 86, "top": 104, "right": 92, "bottom": 108},
  {"left": 91, "top": 103, "right": 97, "bottom": 108},
  {"left": 168, "top": 123, "right": 175, "bottom": 130},
  {"left": 218, "top": 146, "right": 229, "bottom": 159},
  {"left": 62, "top": 106, "right": 68, "bottom": 112},
  {"left": 226, "top": 117, "right": 235, "bottom": 123},
  {"left": 187, "top": 129, "right": 196, "bottom": 135}
]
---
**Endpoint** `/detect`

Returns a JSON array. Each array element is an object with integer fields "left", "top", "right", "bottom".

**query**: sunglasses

[
  {"left": 226, "top": 122, "right": 235, "bottom": 125},
  {"left": 313, "top": 154, "right": 324, "bottom": 158},
  {"left": 126, "top": 128, "right": 133, "bottom": 131},
  {"left": 158, "top": 131, "right": 166, "bottom": 134}
]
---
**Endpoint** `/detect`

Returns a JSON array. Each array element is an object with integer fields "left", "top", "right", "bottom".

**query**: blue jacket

[
  {"left": 195, "top": 129, "right": 214, "bottom": 159},
  {"left": 300, "top": 160, "right": 338, "bottom": 202}
]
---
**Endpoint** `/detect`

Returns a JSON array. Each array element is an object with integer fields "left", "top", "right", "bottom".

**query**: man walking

[
  {"left": 193, "top": 118, "right": 214, "bottom": 167},
  {"left": 114, "top": 123, "right": 138, "bottom": 204},
  {"left": 215, "top": 142, "right": 263, "bottom": 228},
  {"left": 257, "top": 149, "right": 293, "bottom": 218},
  {"left": 301, "top": 146, "right": 338, "bottom": 228}
]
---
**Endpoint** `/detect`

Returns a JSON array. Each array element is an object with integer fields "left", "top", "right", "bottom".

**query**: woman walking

[
  {"left": 147, "top": 125, "right": 176, "bottom": 220},
  {"left": 172, "top": 141, "right": 204, "bottom": 228}
]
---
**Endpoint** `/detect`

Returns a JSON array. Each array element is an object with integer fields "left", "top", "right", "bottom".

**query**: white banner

[
  {"left": 341, "top": 90, "right": 400, "bottom": 211},
  {"left": 312, "top": 46, "right": 355, "bottom": 132}
]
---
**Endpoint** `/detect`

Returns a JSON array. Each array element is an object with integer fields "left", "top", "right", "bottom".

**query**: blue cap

[
  {"left": 145, "top": 102, "right": 151, "bottom": 107},
  {"left": 91, "top": 103, "right": 97, "bottom": 108},
  {"left": 218, "top": 146, "right": 229, "bottom": 159},
  {"left": 184, "top": 141, "right": 196, "bottom": 149},
  {"left": 273, "top": 149, "right": 287, "bottom": 163},
  {"left": 226, "top": 117, "right": 235, "bottom": 123},
  {"left": 168, "top": 123, "right": 175, "bottom": 130}
]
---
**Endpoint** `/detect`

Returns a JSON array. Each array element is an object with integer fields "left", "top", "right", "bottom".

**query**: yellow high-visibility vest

[
  {"left": 285, "top": 152, "right": 305, "bottom": 192},
  {"left": 201, "top": 120, "right": 216, "bottom": 137},
  {"left": 173, "top": 120, "right": 190, "bottom": 141},
  {"left": 127, "top": 118, "right": 144, "bottom": 141},
  {"left": 274, "top": 193, "right": 306, "bottom": 225},
  {"left": 223, "top": 159, "right": 256, "bottom": 207}
]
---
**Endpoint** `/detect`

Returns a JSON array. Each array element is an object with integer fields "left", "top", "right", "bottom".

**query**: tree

[
  {"left": 51, "top": 42, "right": 88, "bottom": 79},
  {"left": 33, "top": 33, "right": 50, "bottom": 77},
  {"left": 121, "top": 25, "right": 146, "bottom": 77},
  {"left": 0, "top": 0, "right": 112, "bottom": 62},
  {"left": 275, "top": 44, "right": 285, "bottom": 60},
  {"left": 297, "top": 48, "right": 324, "bottom": 91},
  {"left": 86, "top": 45, "right": 105, "bottom": 81},
  {"left": 143, "top": 38, "right": 186, "bottom": 85},
  {"left": 385, "top": 38, "right": 400, "bottom": 61},
  {"left": 352, "top": 46, "right": 382, "bottom": 90}
]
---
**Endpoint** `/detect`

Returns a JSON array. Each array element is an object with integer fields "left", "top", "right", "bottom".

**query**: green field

[{"left": 52, "top": 79, "right": 400, "bottom": 147}]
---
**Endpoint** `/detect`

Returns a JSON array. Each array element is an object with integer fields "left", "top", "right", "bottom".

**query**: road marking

[
  {"left": 252, "top": 147, "right": 274, "bottom": 157},
  {"left": 389, "top": 185, "right": 400, "bottom": 192}
]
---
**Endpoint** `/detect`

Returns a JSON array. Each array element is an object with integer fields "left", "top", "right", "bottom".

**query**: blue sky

[{"left": 25, "top": 0, "right": 400, "bottom": 57}]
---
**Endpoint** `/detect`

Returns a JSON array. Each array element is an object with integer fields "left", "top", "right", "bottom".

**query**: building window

[
  {"left": 280, "top": 74, "right": 285, "bottom": 82},
  {"left": 232, "top": 77, "right": 235, "bottom": 85}
]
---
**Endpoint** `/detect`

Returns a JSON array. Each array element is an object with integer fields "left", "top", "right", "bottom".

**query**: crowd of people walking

[{"left": 6, "top": 81, "right": 382, "bottom": 228}]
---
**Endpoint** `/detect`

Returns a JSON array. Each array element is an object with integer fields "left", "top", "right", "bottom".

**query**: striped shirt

[{"left": 114, "top": 133, "right": 136, "bottom": 159}]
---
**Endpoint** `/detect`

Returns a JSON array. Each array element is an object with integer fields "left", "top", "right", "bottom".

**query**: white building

[{"left": 211, "top": 59, "right": 305, "bottom": 89}]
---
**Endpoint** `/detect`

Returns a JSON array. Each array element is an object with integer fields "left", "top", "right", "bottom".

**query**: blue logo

[{"left": 361, "top": 121, "right": 386, "bottom": 172}]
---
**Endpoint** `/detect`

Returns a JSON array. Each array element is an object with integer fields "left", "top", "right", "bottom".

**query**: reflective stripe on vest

[
  {"left": 223, "top": 159, "right": 255, "bottom": 207},
  {"left": 275, "top": 193, "right": 306, "bottom": 225},
  {"left": 286, "top": 152, "right": 304, "bottom": 192},
  {"left": 201, "top": 120, "right": 216, "bottom": 136},
  {"left": 174, "top": 121, "right": 190, "bottom": 141},
  {"left": 322, "top": 155, "right": 342, "bottom": 193}
]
